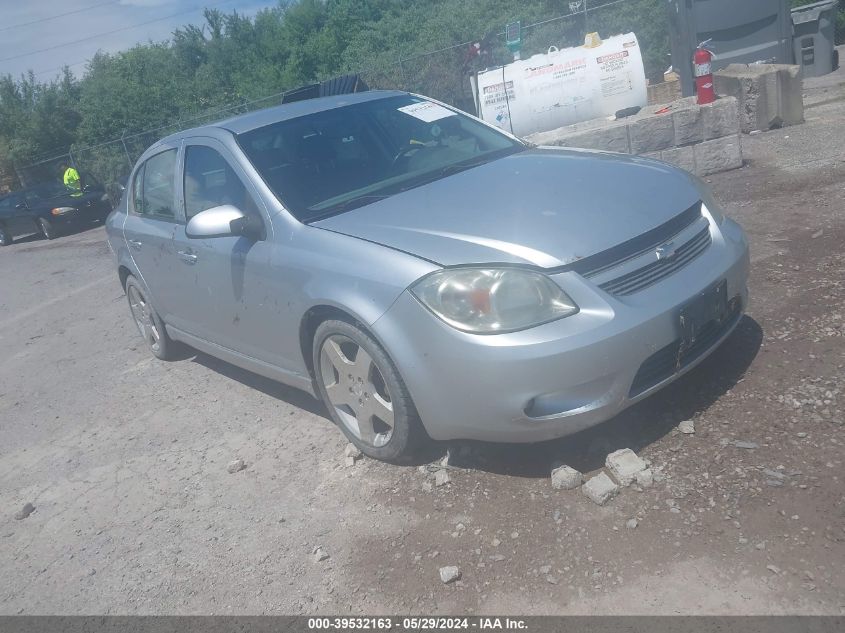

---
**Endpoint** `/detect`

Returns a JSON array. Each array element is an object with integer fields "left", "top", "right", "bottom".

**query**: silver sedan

[{"left": 106, "top": 90, "right": 749, "bottom": 461}]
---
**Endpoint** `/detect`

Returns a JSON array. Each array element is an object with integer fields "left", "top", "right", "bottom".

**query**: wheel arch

[
  {"left": 299, "top": 304, "right": 369, "bottom": 380},
  {"left": 118, "top": 265, "right": 133, "bottom": 290}
]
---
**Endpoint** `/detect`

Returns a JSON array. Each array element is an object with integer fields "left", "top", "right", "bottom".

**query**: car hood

[{"left": 313, "top": 148, "right": 702, "bottom": 268}]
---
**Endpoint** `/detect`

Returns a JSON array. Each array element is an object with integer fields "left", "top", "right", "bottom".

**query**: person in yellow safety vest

[{"left": 61, "top": 163, "right": 82, "bottom": 196}]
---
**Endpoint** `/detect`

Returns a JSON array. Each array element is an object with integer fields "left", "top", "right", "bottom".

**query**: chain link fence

[{"left": 14, "top": 0, "right": 655, "bottom": 198}]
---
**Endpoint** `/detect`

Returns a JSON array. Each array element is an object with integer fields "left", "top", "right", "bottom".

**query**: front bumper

[{"left": 371, "top": 218, "right": 750, "bottom": 443}]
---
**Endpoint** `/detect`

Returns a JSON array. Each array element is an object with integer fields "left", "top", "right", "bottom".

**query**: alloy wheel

[
  {"left": 127, "top": 284, "right": 161, "bottom": 353},
  {"left": 319, "top": 334, "right": 394, "bottom": 447}
]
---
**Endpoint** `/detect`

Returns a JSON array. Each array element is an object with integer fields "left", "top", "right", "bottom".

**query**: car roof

[{"left": 159, "top": 90, "right": 408, "bottom": 144}]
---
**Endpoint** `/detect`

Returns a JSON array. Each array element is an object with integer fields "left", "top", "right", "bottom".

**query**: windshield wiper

[
  {"left": 434, "top": 148, "right": 523, "bottom": 179},
  {"left": 306, "top": 194, "right": 391, "bottom": 222}
]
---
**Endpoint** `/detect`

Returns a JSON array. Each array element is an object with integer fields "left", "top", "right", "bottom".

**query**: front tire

[
  {"left": 0, "top": 224, "right": 11, "bottom": 246},
  {"left": 313, "top": 319, "right": 424, "bottom": 462},
  {"left": 38, "top": 217, "right": 57, "bottom": 240},
  {"left": 125, "top": 275, "right": 176, "bottom": 360}
]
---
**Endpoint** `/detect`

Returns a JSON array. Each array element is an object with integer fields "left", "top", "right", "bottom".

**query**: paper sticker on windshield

[{"left": 398, "top": 101, "right": 456, "bottom": 123}]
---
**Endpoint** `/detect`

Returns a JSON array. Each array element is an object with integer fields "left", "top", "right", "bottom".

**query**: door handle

[
  {"left": 127, "top": 239, "right": 142, "bottom": 250},
  {"left": 177, "top": 249, "right": 198, "bottom": 265}
]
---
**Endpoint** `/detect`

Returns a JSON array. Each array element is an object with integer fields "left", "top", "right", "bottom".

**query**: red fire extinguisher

[{"left": 694, "top": 39, "right": 715, "bottom": 105}]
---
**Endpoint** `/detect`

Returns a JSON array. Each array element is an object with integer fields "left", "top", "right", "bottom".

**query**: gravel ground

[{"left": 1, "top": 84, "right": 844, "bottom": 615}]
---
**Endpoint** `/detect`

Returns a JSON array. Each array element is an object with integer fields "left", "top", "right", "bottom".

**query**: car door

[
  {"left": 3, "top": 193, "right": 36, "bottom": 238},
  {"left": 170, "top": 139, "right": 287, "bottom": 367},
  {"left": 121, "top": 144, "right": 184, "bottom": 321}
]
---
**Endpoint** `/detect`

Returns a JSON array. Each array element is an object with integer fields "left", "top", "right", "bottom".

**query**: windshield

[
  {"left": 25, "top": 182, "right": 68, "bottom": 201},
  {"left": 237, "top": 95, "right": 523, "bottom": 222}
]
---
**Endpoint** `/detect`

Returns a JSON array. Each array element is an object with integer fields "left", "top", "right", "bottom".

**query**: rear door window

[{"left": 132, "top": 149, "right": 177, "bottom": 220}]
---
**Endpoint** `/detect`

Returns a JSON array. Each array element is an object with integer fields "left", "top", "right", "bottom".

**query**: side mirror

[{"left": 185, "top": 205, "right": 262, "bottom": 240}]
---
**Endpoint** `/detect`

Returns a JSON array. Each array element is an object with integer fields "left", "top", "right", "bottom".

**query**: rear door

[{"left": 121, "top": 144, "right": 183, "bottom": 321}]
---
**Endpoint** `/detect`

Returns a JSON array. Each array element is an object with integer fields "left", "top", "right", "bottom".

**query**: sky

[{"left": 0, "top": 0, "right": 274, "bottom": 81}]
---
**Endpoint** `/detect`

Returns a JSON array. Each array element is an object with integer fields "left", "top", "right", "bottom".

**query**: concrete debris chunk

[
  {"left": 734, "top": 441, "right": 759, "bottom": 450},
  {"left": 434, "top": 470, "right": 451, "bottom": 487},
  {"left": 439, "top": 566, "right": 461, "bottom": 584},
  {"left": 678, "top": 420, "right": 695, "bottom": 435},
  {"left": 635, "top": 469, "right": 654, "bottom": 488},
  {"left": 14, "top": 503, "right": 35, "bottom": 520},
  {"left": 581, "top": 472, "right": 619, "bottom": 506},
  {"left": 344, "top": 456, "right": 356, "bottom": 467},
  {"left": 313, "top": 546, "right": 330, "bottom": 562},
  {"left": 761, "top": 468, "right": 786, "bottom": 480},
  {"left": 605, "top": 449, "right": 648, "bottom": 486},
  {"left": 551, "top": 465, "right": 583, "bottom": 490},
  {"left": 226, "top": 458, "right": 246, "bottom": 474},
  {"left": 626, "top": 518, "right": 639, "bottom": 529},
  {"left": 344, "top": 443, "right": 362, "bottom": 460}
]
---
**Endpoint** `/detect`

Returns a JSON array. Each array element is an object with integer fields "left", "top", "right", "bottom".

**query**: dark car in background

[{"left": 0, "top": 176, "right": 112, "bottom": 245}]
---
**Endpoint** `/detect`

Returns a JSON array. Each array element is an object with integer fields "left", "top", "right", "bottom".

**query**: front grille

[
  {"left": 568, "top": 203, "right": 702, "bottom": 278},
  {"left": 599, "top": 227, "right": 712, "bottom": 296},
  {"left": 629, "top": 298, "right": 742, "bottom": 398}
]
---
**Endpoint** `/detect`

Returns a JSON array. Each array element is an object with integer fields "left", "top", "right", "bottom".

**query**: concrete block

[
  {"left": 701, "top": 97, "right": 740, "bottom": 140},
  {"left": 694, "top": 134, "right": 743, "bottom": 177},
  {"left": 660, "top": 145, "right": 696, "bottom": 174},
  {"left": 628, "top": 114, "right": 675, "bottom": 153},
  {"left": 565, "top": 125, "right": 629, "bottom": 153},
  {"left": 581, "top": 472, "right": 619, "bottom": 505},
  {"left": 648, "top": 79, "right": 682, "bottom": 106},
  {"left": 777, "top": 66, "right": 804, "bottom": 127},
  {"left": 606, "top": 448, "right": 647, "bottom": 486},
  {"left": 672, "top": 105, "right": 703, "bottom": 146},
  {"left": 715, "top": 64, "right": 804, "bottom": 132},
  {"left": 528, "top": 120, "right": 630, "bottom": 153}
]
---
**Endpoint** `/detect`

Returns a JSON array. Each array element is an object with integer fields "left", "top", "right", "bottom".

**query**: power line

[
  {"left": 34, "top": 60, "right": 88, "bottom": 78},
  {"left": 0, "top": 1, "right": 119, "bottom": 33},
  {"left": 0, "top": 0, "right": 239, "bottom": 63}
]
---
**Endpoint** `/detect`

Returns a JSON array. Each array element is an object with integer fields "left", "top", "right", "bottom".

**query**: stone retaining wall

[{"left": 526, "top": 96, "right": 743, "bottom": 177}]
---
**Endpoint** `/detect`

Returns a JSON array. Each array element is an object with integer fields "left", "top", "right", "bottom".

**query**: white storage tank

[{"left": 472, "top": 33, "right": 648, "bottom": 137}]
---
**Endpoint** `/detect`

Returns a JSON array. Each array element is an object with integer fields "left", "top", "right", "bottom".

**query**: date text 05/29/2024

[{"left": 307, "top": 617, "right": 528, "bottom": 630}]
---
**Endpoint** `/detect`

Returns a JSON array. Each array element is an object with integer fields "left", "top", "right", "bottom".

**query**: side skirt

[{"left": 166, "top": 325, "right": 317, "bottom": 397}]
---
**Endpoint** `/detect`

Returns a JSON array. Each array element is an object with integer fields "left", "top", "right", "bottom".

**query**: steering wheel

[{"left": 391, "top": 143, "right": 424, "bottom": 166}]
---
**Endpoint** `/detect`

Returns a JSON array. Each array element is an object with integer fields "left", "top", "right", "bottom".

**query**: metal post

[
  {"left": 120, "top": 130, "right": 132, "bottom": 168},
  {"left": 398, "top": 55, "right": 407, "bottom": 91},
  {"left": 584, "top": 0, "right": 589, "bottom": 35}
]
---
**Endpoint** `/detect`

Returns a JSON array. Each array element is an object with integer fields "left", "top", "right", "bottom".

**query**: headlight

[
  {"left": 411, "top": 268, "right": 578, "bottom": 334},
  {"left": 51, "top": 207, "right": 75, "bottom": 215},
  {"left": 692, "top": 176, "right": 726, "bottom": 225}
]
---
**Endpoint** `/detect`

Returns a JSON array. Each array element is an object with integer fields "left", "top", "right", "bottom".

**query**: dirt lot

[{"left": 2, "top": 80, "right": 844, "bottom": 616}]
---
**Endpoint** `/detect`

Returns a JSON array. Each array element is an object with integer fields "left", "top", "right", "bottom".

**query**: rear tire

[
  {"left": 313, "top": 319, "right": 425, "bottom": 463},
  {"left": 38, "top": 217, "right": 56, "bottom": 240},
  {"left": 124, "top": 275, "right": 176, "bottom": 361},
  {"left": 0, "top": 224, "right": 11, "bottom": 246}
]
